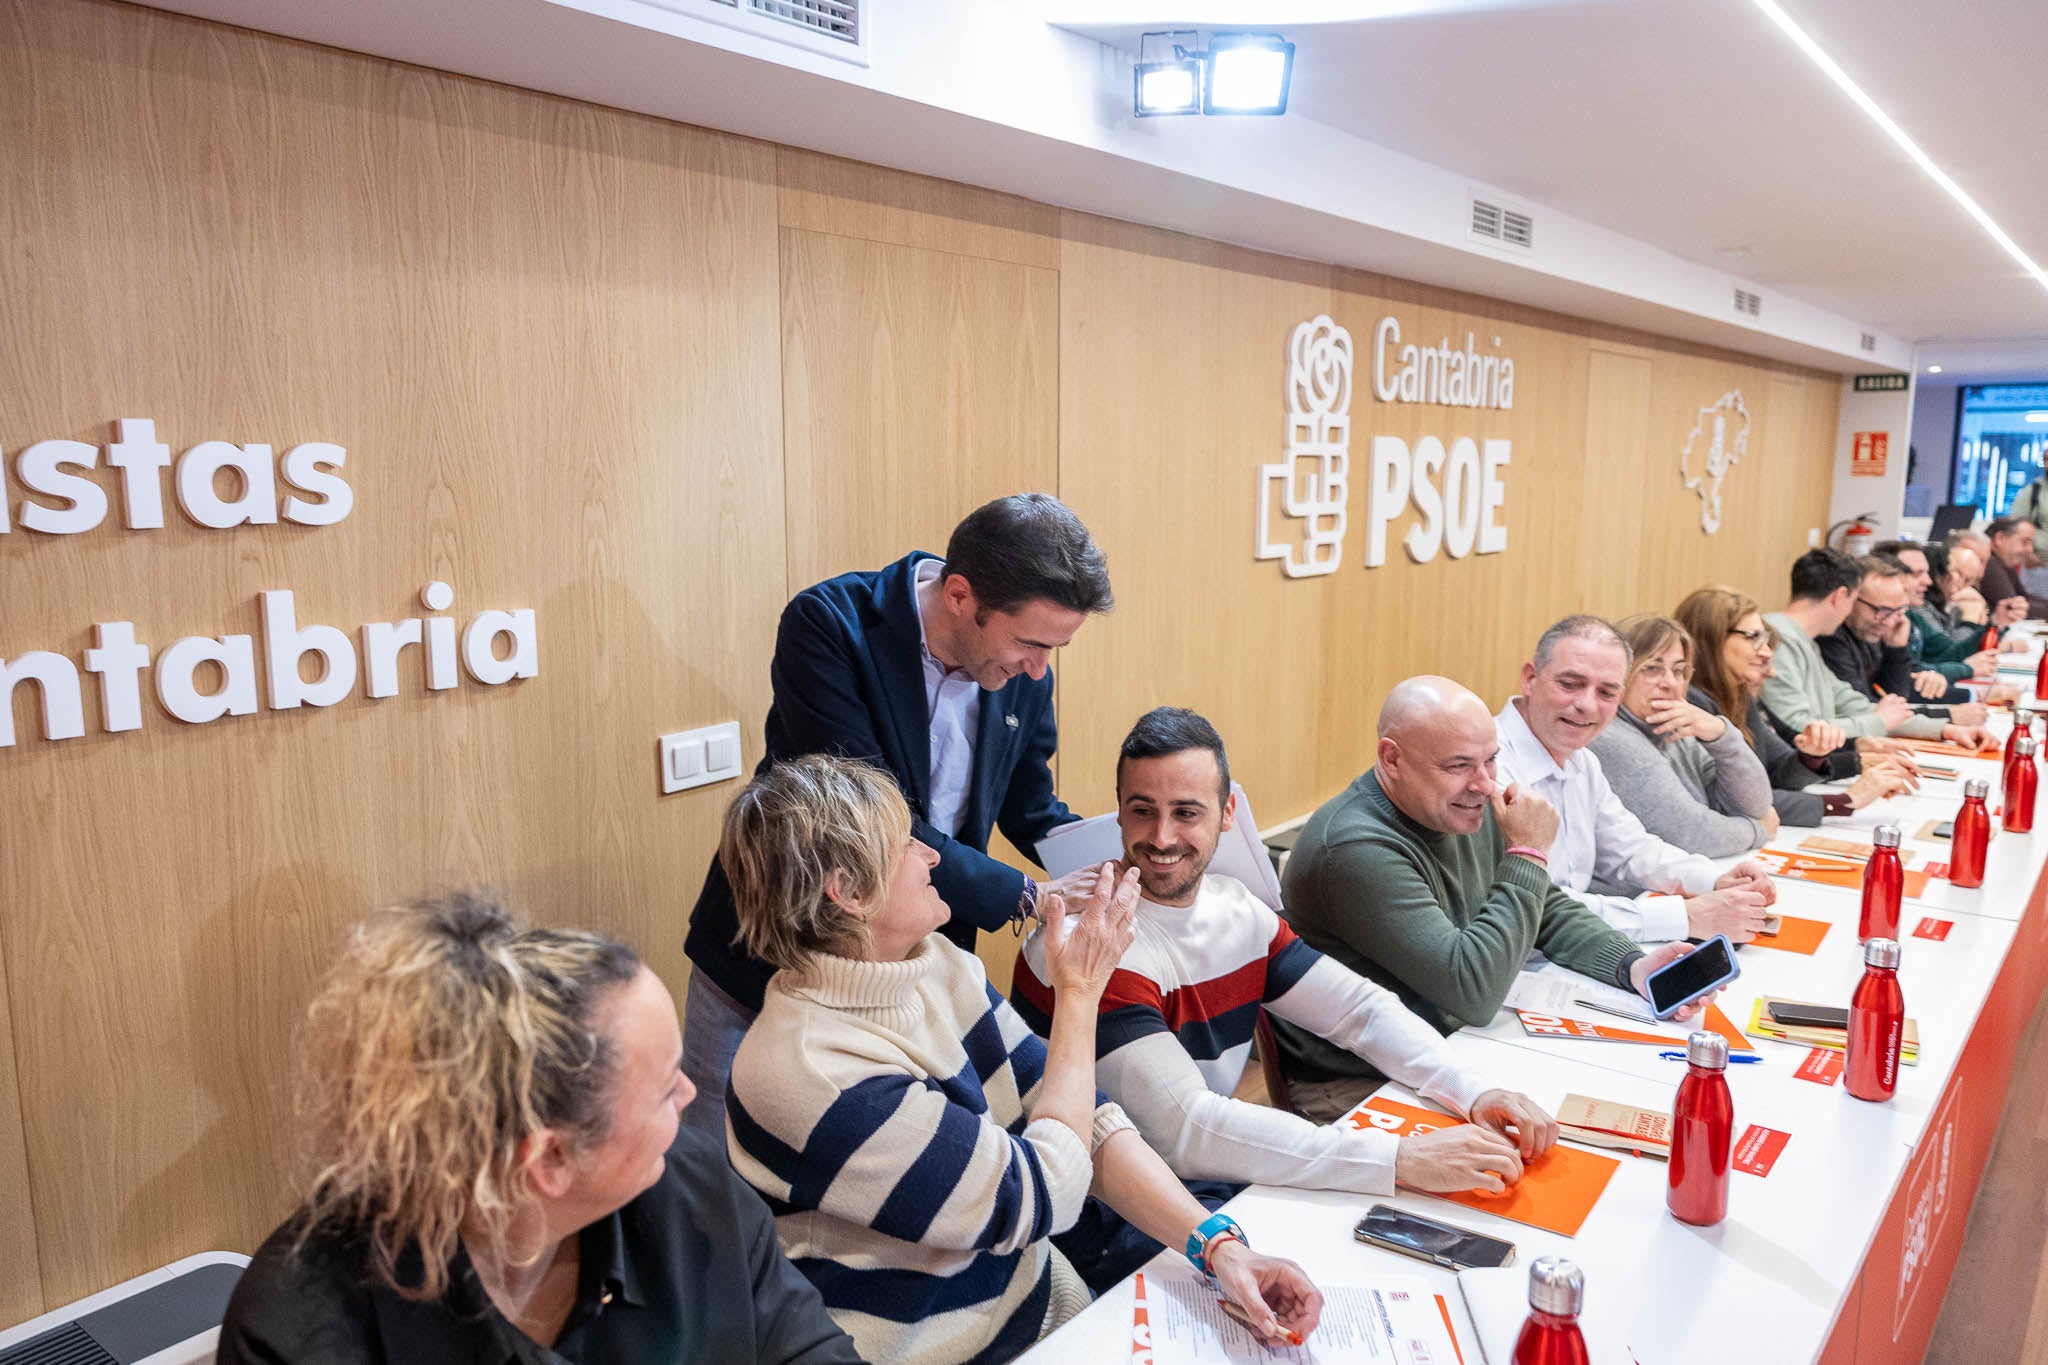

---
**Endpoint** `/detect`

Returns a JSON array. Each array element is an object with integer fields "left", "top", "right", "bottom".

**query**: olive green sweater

[{"left": 1274, "top": 769, "right": 1644, "bottom": 1085}]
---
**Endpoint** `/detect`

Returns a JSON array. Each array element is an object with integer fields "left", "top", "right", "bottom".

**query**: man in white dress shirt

[{"left": 1494, "top": 615, "right": 1776, "bottom": 944}]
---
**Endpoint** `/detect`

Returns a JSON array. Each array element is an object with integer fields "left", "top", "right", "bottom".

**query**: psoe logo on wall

[
  {"left": 1254, "top": 315, "right": 1353, "bottom": 577},
  {"left": 1680, "top": 390, "right": 1749, "bottom": 535},
  {"left": 1257, "top": 314, "right": 1513, "bottom": 577}
]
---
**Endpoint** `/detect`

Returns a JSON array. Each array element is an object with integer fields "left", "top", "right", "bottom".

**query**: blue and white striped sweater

[{"left": 728, "top": 934, "right": 1132, "bottom": 1365}]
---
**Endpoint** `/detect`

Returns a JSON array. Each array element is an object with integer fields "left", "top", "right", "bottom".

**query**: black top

[
  {"left": 217, "top": 1128, "right": 864, "bottom": 1365},
  {"left": 685, "top": 552, "right": 1074, "bottom": 1009},
  {"left": 1814, "top": 627, "right": 1953, "bottom": 719}
]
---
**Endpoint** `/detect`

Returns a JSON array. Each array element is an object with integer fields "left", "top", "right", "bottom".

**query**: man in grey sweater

[{"left": 1275, "top": 676, "right": 1706, "bottom": 1122}]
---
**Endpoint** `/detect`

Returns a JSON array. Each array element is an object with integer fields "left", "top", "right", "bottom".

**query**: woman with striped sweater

[{"left": 721, "top": 755, "right": 1322, "bottom": 1364}]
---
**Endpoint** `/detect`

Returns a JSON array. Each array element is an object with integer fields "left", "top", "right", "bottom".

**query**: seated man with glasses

[
  {"left": 1764, "top": 549, "right": 1992, "bottom": 752},
  {"left": 1813, "top": 556, "right": 1993, "bottom": 742},
  {"left": 1494, "top": 615, "right": 1777, "bottom": 945}
]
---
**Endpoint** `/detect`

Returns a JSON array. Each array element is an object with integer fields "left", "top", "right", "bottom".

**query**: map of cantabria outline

[{"left": 1681, "top": 390, "right": 1749, "bottom": 534}]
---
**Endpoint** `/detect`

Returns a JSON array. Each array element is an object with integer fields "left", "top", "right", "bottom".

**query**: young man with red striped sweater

[{"left": 1012, "top": 707, "right": 1556, "bottom": 1197}]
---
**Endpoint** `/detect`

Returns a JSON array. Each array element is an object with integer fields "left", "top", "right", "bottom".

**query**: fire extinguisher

[{"left": 1829, "top": 515, "right": 1879, "bottom": 558}]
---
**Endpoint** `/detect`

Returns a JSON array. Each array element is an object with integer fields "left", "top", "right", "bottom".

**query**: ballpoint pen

[{"left": 1659, "top": 1049, "right": 1762, "bottom": 1063}]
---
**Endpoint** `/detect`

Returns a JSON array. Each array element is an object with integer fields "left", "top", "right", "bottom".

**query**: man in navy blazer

[{"left": 681, "top": 493, "right": 1115, "bottom": 1134}]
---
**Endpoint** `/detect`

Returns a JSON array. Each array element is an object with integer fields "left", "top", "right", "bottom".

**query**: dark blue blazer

[{"left": 685, "top": 552, "right": 1076, "bottom": 1009}]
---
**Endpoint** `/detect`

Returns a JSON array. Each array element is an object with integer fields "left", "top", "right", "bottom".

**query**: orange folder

[
  {"left": 1346, "top": 1096, "right": 1618, "bottom": 1237},
  {"left": 1749, "top": 913, "right": 1830, "bottom": 955},
  {"left": 1515, "top": 1001, "right": 1756, "bottom": 1057},
  {"left": 1756, "top": 847, "right": 1931, "bottom": 897}
]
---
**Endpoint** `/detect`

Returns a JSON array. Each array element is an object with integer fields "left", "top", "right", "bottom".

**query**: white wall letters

[
  {"left": 1, "top": 420, "right": 540, "bottom": 749},
  {"left": 1265, "top": 321, "right": 1515, "bottom": 577}
]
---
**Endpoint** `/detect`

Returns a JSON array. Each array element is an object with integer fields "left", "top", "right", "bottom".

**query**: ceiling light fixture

[
  {"left": 2027, "top": 412, "right": 2048, "bottom": 424},
  {"left": 1750, "top": 0, "right": 2048, "bottom": 299},
  {"left": 1133, "top": 30, "right": 1202, "bottom": 117},
  {"left": 1204, "top": 32, "right": 1294, "bottom": 115},
  {"left": 1927, "top": 364, "right": 1943, "bottom": 374},
  {"left": 1133, "top": 30, "right": 1293, "bottom": 119}
]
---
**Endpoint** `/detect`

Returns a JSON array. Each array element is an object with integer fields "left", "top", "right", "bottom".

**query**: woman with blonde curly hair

[{"left": 218, "top": 890, "right": 860, "bottom": 1364}]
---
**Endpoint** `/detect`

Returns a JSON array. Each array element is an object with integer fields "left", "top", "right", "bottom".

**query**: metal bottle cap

[
  {"left": 2021, "top": 734, "right": 2039, "bottom": 757},
  {"left": 1873, "top": 824, "right": 1902, "bottom": 848},
  {"left": 1687, "top": 1030, "right": 1729, "bottom": 1069},
  {"left": 1965, "top": 778, "right": 1990, "bottom": 799},
  {"left": 1527, "top": 1255, "right": 1584, "bottom": 1316},
  {"left": 1864, "top": 937, "right": 1902, "bottom": 970}
]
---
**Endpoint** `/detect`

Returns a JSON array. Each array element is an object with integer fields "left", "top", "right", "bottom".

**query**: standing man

[
  {"left": 1980, "top": 517, "right": 2048, "bottom": 619},
  {"left": 681, "top": 493, "right": 1114, "bottom": 1134},
  {"left": 1493, "top": 616, "right": 1776, "bottom": 944}
]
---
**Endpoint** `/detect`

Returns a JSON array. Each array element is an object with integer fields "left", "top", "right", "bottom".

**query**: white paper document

[
  {"left": 1501, "top": 964, "right": 1683, "bottom": 1037},
  {"left": 1137, "top": 1264, "right": 1463, "bottom": 1364}
]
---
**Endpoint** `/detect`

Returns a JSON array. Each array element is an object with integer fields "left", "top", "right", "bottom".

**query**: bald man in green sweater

[{"left": 1275, "top": 676, "right": 1704, "bottom": 1122}]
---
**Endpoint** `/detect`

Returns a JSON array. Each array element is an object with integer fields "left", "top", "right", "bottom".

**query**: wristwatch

[
  {"left": 1185, "top": 1213, "right": 1249, "bottom": 1279},
  {"left": 1011, "top": 877, "right": 1039, "bottom": 936}
]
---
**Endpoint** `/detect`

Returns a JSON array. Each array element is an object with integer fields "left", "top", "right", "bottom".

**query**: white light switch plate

[{"left": 660, "top": 721, "right": 744, "bottom": 794}]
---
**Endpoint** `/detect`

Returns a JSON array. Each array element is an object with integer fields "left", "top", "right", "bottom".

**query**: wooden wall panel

[
  {"left": 0, "top": 0, "right": 784, "bottom": 1310},
  {"left": 1, "top": 0, "right": 1843, "bottom": 1322},
  {"left": 1053, "top": 210, "right": 1840, "bottom": 825},
  {"left": 779, "top": 227, "right": 1059, "bottom": 588}
]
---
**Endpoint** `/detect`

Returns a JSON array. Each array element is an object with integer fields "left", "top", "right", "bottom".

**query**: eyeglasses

[
  {"left": 1729, "top": 627, "right": 1769, "bottom": 646},
  {"left": 1855, "top": 596, "right": 1905, "bottom": 620},
  {"left": 1638, "top": 662, "right": 1691, "bottom": 684}
]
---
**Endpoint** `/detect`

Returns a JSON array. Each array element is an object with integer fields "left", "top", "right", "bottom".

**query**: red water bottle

[
  {"left": 1511, "top": 1256, "right": 1590, "bottom": 1365},
  {"left": 1985, "top": 624, "right": 2001, "bottom": 652},
  {"left": 1949, "top": 779, "right": 1990, "bottom": 887},
  {"left": 2006, "top": 733, "right": 2038, "bottom": 834},
  {"left": 2005, "top": 704, "right": 2035, "bottom": 788},
  {"left": 1666, "top": 1031, "right": 1733, "bottom": 1227},
  {"left": 2035, "top": 645, "right": 2048, "bottom": 703},
  {"left": 1858, "top": 824, "right": 1904, "bottom": 942},
  {"left": 1847, "top": 938, "right": 1906, "bottom": 1102}
]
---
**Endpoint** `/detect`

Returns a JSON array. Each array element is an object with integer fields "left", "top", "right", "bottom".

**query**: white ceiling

[{"left": 1056, "top": 0, "right": 2048, "bottom": 365}]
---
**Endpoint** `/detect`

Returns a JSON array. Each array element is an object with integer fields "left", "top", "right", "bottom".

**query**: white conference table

[{"left": 1019, "top": 628, "right": 2048, "bottom": 1365}]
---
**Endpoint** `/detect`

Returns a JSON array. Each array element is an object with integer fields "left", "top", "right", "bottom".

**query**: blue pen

[{"left": 1659, "top": 1049, "right": 1762, "bottom": 1063}]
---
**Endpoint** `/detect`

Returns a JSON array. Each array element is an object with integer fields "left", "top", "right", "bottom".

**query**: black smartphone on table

[
  {"left": 1768, "top": 1002, "right": 1850, "bottom": 1030},
  {"left": 1353, "top": 1204, "right": 1516, "bottom": 1270}
]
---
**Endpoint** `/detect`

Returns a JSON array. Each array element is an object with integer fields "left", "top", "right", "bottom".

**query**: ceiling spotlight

[
  {"left": 1928, "top": 364, "right": 1943, "bottom": 373},
  {"left": 2027, "top": 412, "right": 2048, "bottom": 424},
  {"left": 1204, "top": 32, "right": 1294, "bottom": 115},
  {"left": 1134, "top": 31, "right": 1202, "bottom": 117},
  {"left": 1132, "top": 30, "right": 1294, "bottom": 119}
]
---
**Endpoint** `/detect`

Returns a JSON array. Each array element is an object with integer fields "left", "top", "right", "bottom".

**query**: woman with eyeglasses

[
  {"left": 1584, "top": 614, "right": 1776, "bottom": 855},
  {"left": 1675, "top": 587, "right": 1915, "bottom": 827}
]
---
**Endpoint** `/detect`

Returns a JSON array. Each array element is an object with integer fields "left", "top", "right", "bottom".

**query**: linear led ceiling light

[
  {"left": 1133, "top": 30, "right": 1294, "bottom": 118},
  {"left": 1751, "top": 0, "right": 2048, "bottom": 300}
]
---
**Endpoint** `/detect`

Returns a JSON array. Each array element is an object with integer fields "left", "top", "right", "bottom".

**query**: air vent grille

[
  {"left": 751, "top": 0, "right": 856, "bottom": 41},
  {"left": 1733, "top": 288, "right": 1762, "bottom": 317},
  {"left": 1860, "top": 332, "right": 1878, "bottom": 353},
  {"left": 0, "top": 1322, "right": 117, "bottom": 1365},
  {"left": 1470, "top": 197, "right": 1532, "bottom": 249}
]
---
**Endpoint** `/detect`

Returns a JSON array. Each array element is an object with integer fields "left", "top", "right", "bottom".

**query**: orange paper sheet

[
  {"left": 1749, "top": 913, "right": 1831, "bottom": 955},
  {"left": 1756, "top": 847, "right": 1932, "bottom": 897},
  {"left": 1515, "top": 1002, "right": 1756, "bottom": 1057},
  {"left": 1347, "top": 1096, "right": 1618, "bottom": 1237}
]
